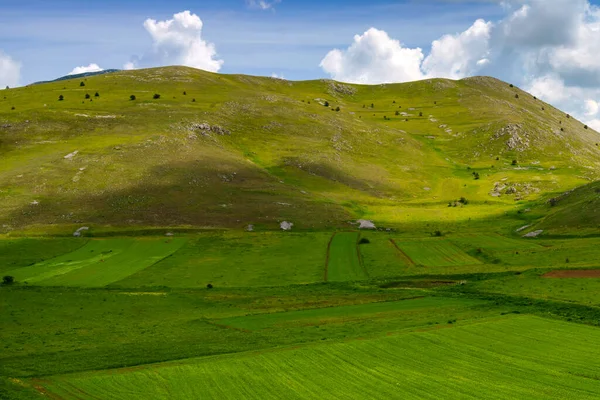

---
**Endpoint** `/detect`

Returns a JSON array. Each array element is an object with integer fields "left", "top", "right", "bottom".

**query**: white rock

[
  {"left": 246, "top": 224, "right": 254, "bottom": 232},
  {"left": 357, "top": 219, "right": 376, "bottom": 229},
  {"left": 64, "top": 150, "right": 79, "bottom": 159},
  {"left": 280, "top": 221, "right": 294, "bottom": 231},
  {"left": 516, "top": 225, "right": 531, "bottom": 232},
  {"left": 523, "top": 230, "right": 543, "bottom": 238}
]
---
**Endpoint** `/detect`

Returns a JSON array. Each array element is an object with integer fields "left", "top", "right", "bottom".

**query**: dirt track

[{"left": 543, "top": 269, "right": 600, "bottom": 278}]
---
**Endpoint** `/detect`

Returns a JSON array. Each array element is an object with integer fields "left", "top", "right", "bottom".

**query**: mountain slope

[{"left": 1, "top": 66, "right": 599, "bottom": 233}]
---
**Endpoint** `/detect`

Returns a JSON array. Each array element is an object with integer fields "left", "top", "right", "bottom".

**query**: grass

[
  {"left": 5, "top": 237, "right": 187, "bottom": 287},
  {"left": 113, "top": 232, "right": 330, "bottom": 288},
  {"left": 394, "top": 238, "right": 482, "bottom": 267},
  {"left": 35, "top": 316, "right": 600, "bottom": 399},
  {"left": 326, "top": 232, "right": 366, "bottom": 281}
]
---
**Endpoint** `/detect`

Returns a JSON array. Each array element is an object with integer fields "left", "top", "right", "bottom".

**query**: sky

[{"left": 1, "top": 0, "right": 600, "bottom": 129}]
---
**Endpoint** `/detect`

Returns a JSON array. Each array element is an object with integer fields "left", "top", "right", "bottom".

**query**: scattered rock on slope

[
  {"left": 357, "top": 219, "right": 376, "bottom": 229},
  {"left": 280, "top": 221, "right": 293, "bottom": 231},
  {"left": 523, "top": 230, "right": 543, "bottom": 238}
]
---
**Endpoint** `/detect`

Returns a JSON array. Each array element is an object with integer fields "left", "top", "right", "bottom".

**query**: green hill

[{"left": 1, "top": 66, "right": 599, "bottom": 234}]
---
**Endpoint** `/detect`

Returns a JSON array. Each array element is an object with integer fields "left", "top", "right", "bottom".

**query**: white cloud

[
  {"left": 271, "top": 72, "right": 285, "bottom": 79},
  {"left": 320, "top": 28, "right": 425, "bottom": 84},
  {"left": 587, "top": 119, "right": 600, "bottom": 131},
  {"left": 123, "top": 62, "right": 136, "bottom": 70},
  {"left": 422, "top": 19, "right": 492, "bottom": 80},
  {"left": 320, "top": 0, "right": 600, "bottom": 127},
  {"left": 585, "top": 100, "right": 599, "bottom": 116},
  {"left": 68, "top": 63, "right": 103, "bottom": 75},
  {"left": 0, "top": 50, "right": 21, "bottom": 88},
  {"left": 141, "top": 10, "right": 223, "bottom": 72},
  {"left": 246, "top": 0, "right": 281, "bottom": 10}
]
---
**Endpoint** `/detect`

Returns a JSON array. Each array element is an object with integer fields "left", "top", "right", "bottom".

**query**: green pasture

[
  {"left": 114, "top": 232, "right": 330, "bottom": 288},
  {"left": 5, "top": 237, "right": 186, "bottom": 287},
  {"left": 326, "top": 232, "right": 366, "bottom": 281},
  {"left": 37, "top": 316, "right": 600, "bottom": 399},
  {"left": 394, "top": 238, "right": 482, "bottom": 267},
  {"left": 471, "top": 269, "right": 600, "bottom": 307}
]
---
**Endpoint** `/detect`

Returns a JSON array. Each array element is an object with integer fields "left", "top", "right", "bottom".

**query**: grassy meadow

[{"left": 1, "top": 67, "right": 599, "bottom": 398}]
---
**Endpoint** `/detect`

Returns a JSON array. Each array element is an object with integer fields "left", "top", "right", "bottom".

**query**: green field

[
  {"left": 395, "top": 238, "right": 482, "bottom": 267},
  {"left": 35, "top": 316, "right": 600, "bottom": 399},
  {"left": 326, "top": 232, "right": 367, "bottom": 281},
  {"left": 5, "top": 238, "right": 187, "bottom": 287}
]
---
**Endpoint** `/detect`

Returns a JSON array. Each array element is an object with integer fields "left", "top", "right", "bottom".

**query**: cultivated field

[
  {"left": 394, "top": 238, "right": 482, "bottom": 267},
  {"left": 326, "top": 232, "right": 366, "bottom": 281},
  {"left": 34, "top": 316, "right": 600, "bottom": 399}
]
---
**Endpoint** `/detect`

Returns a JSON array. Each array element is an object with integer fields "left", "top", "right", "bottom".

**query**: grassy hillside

[{"left": 1, "top": 66, "right": 599, "bottom": 233}]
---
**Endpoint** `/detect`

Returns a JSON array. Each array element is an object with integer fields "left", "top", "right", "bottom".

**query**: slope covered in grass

[{"left": 1, "top": 67, "right": 599, "bottom": 233}]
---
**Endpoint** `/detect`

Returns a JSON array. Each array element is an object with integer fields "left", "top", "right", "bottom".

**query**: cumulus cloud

[
  {"left": 68, "top": 63, "right": 103, "bottom": 75},
  {"left": 136, "top": 10, "right": 223, "bottom": 72},
  {"left": 0, "top": 50, "right": 21, "bottom": 88},
  {"left": 320, "top": 0, "right": 600, "bottom": 127},
  {"left": 320, "top": 28, "right": 425, "bottom": 84},
  {"left": 422, "top": 19, "right": 492, "bottom": 79},
  {"left": 123, "top": 62, "right": 136, "bottom": 70},
  {"left": 246, "top": 0, "right": 281, "bottom": 10}
]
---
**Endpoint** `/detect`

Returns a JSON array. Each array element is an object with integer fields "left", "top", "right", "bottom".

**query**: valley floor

[{"left": 1, "top": 229, "right": 600, "bottom": 399}]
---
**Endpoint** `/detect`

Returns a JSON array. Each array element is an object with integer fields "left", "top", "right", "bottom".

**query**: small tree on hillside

[
  {"left": 183, "top": 91, "right": 187, "bottom": 95},
  {"left": 335, "top": 106, "right": 340, "bottom": 112},
  {"left": 58, "top": 95, "right": 64, "bottom": 101},
  {"left": 395, "top": 111, "right": 400, "bottom": 116},
  {"left": 94, "top": 92, "right": 99, "bottom": 97},
  {"left": 419, "top": 111, "right": 423, "bottom": 117},
  {"left": 2, "top": 275, "right": 14, "bottom": 285},
  {"left": 80, "top": 81, "right": 85, "bottom": 87},
  {"left": 324, "top": 101, "right": 329, "bottom": 107},
  {"left": 85, "top": 93, "right": 90, "bottom": 99},
  {"left": 153, "top": 93, "right": 161, "bottom": 99},
  {"left": 512, "top": 160, "right": 518, "bottom": 165},
  {"left": 130, "top": 95, "right": 136, "bottom": 101}
]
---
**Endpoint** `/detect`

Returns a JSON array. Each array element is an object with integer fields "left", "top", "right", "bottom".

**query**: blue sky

[
  {"left": 0, "top": 0, "right": 506, "bottom": 83},
  {"left": 1, "top": 0, "right": 600, "bottom": 129}
]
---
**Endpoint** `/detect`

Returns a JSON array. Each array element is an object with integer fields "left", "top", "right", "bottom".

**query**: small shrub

[
  {"left": 434, "top": 101, "right": 437, "bottom": 105},
  {"left": 395, "top": 111, "right": 399, "bottom": 116},
  {"left": 207, "top": 283, "right": 213, "bottom": 289},
  {"left": 565, "top": 258, "right": 570, "bottom": 263},
  {"left": 58, "top": 95, "right": 64, "bottom": 101},
  {"left": 515, "top": 94, "right": 519, "bottom": 99},
  {"left": 130, "top": 95, "right": 136, "bottom": 101},
  {"left": 433, "top": 230, "right": 443, "bottom": 237},
  {"left": 324, "top": 101, "right": 329, "bottom": 107},
  {"left": 153, "top": 94, "right": 161, "bottom": 99},
  {"left": 472, "top": 172, "right": 480, "bottom": 180},
  {"left": 584, "top": 125, "right": 588, "bottom": 129},
  {"left": 183, "top": 91, "right": 187, "bottom": 95},
  {"left": 358, "top": 238, "right": 370, "bottom": 244},
  {"left": 393, "top": 100, "right": 396, "bottom": 104},
  {"left": 419, "top": 111, "right": 423, "bottom": 117},
  {"left": 192, "top": 98, "right": 196, "bottom": 102},
  {"left": 85, "top": 93, "right": 90, "bottom": 99},
  {"left": 335, "top": 106, "right": 340, "bottom": 112},
  {"left": 512, "top": 160, "right": 518, "bottom": 166},
  {"left": 80, "top": 81, "right": 85, "bottom": 87},
  {"left": 371, "top": 103, "right": 374, "bottom": 108},
  {"left": 11, "top": 106, "right": 15, "bottom": 110},
  {"left": 2, "top": 275, "right": 14, "bottom": 285},
  {"left": 459, "top": 197, "right": 469, "bottom": 205},
  {"left": 94, "top": 92, "right": 99, "bottom": 97},
  {"left": 509, "top": 84, "right": 514, "bottom": 88}
]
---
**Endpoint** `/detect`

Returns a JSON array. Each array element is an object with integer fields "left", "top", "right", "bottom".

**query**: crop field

[
  {"left": 114, "top": 232, "right": 331, "bottom": 288},
  {"left": 325, "top": 232, "right": 366, "bottom": 281},
  {"left": 34, "top": 316, "right": 600, "bottom": 399},
  {"left": 5, "top": 238, "right": 187, "bottom": 287},
  {"left": 394, "top": 238, "right": 482, "bottom": 267},
  {"left": 450, "top": 234, "right": 543, "bottom": 252}
]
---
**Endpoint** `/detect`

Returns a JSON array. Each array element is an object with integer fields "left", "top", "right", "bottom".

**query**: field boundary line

[
  {"left": 389, "top": 239, "right": 416, "bottom": 266},
  {"left": 356, "top": 233, "right": 368, "bottom": 278},
  {"left": 324, "top": 232, "right": 337, "bottom": 282}
]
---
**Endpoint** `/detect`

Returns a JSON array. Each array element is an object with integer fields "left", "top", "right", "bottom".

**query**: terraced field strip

[
  {"left": 326, "top": 232, "right": 367, "bottom": 281},
  {"left": 217, "top": 297, "right": 480, "bottom": 330},
  {"left": 7, "top": 238, "right": 187, "bottom": 287},
  {"left": 450, "top": 234, "right": 543, "bottom": 252},
  {"left": 395, "top": 238, "right": 482, "bottom": 267},
  {"left": 38, "top": 316, "right": 600, "bottom": 399}
]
